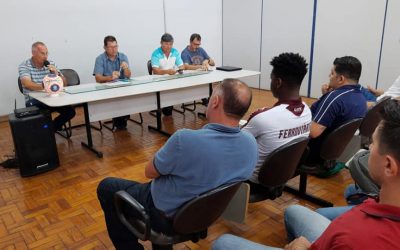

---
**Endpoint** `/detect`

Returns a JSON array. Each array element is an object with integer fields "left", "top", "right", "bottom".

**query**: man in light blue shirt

[
  {"left": 93, "top": 36, "right": 132, "bottom": 129},
  {"left": 97, "top": 78, "right": 258, "bottom": 250},
  {"left": 151, "top": 33, "right": 185, "bottom": 115}
]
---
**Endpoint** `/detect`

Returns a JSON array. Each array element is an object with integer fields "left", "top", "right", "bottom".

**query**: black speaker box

[{"left": 8, "top": 110, "right": 59, "bottom": 177}]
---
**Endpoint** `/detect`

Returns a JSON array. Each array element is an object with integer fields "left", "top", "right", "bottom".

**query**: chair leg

[
  {"left": 173, "top": 104, "right": 186, "bottom": 114},
  {"left": 128, "top": 113, "right": 143, "bottom": 125},
  {"left": 181, "top": 101, "right": 200, "bottom": 112},
  {"left": 102, "top": 120, "right": 116, "bottom": 132},
  {"left": 149, "top": 110, "right": 157, "bottom": 117},
  {"left": 56, "top": 122, "right": 72, "bottom": 139},
  {"left": 284, "top": 173, "right": 333, "bottom": 207}
]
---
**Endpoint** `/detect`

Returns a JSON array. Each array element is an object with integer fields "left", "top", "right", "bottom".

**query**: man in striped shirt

[
  {"left": 18, "top": 41, "right": 75, "bottom": 131},
  {"left": 307, "top": 56, "right": 367, "bottom": 167}
]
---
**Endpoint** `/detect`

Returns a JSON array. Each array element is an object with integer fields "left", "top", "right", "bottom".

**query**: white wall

[
  {"left": 260, "top": 0, "right": 314, "bottom": 96},
  {"left": 222, "top": 0, "right": 262, "bottom": 88},
  {"left": 0, "top": 0, "right": 223, "bottom": 116},
  {"left": 223, "top": 0, "right": 397, "bottom": 100},
  {"left": 164, "top": 0, "right": 222, "bottom": 65},
  {"left": 377, "top": 0, "right": 400, "bottom": 90}
]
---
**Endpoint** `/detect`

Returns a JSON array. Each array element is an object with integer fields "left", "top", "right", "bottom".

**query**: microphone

[{"left": 43, "top": 60, "right": 56, "bottom": 74}]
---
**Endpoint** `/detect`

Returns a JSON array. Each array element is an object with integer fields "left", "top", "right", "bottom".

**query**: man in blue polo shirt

[
  {"left": 306, "top": 56, "right": 367, "bottom": 171},
  {"left": 151, "top": 33, "right": 185, "bottom": 116},
  {"left": 93, "top": 35, "right": 132, "bottom": 129},
  {"left": 97, "top": 78, "right": 258, "bottom": 250},
  {"left": 181, "top": 33, "right": 215, "bottom": 105}
]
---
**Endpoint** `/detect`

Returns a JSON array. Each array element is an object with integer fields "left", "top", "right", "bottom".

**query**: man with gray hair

[
  {"left": 97, "top": 78, "right": 258, "bottom": 250},
  {"left": 18, "top": 41, "right": 75, "bottom": 131}
]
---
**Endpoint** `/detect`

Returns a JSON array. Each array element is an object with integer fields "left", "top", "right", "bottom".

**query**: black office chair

[
  {"left": 114, "top": 182, "right": 241, "bottom": 249},
  {"left": 359, "top": 96, "right": 391, "bottom": 148},
  {"left": 248, "top": 137, "right": 309, "bottom": 203},
  {"left": 147, "top": 59, "right": 153, "bottom": 75},
  {"left": 285, "top": 118, "right": 363, "bottom": 207},
  {"left": 17, "top": 77, "right": 72, "bottom": 138}
]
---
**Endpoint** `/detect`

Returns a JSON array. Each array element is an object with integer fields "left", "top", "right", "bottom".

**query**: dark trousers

[
  {"left": 26, "top": 99, "right": 76, "bottom": 131},
  {"left": 162, "top": 106, "right": 173, "bottom": 116},
  {"left": 112, "top": 115, "right": 130, "bottom": 128},
  {"left": 97, "top": 177, "right": 173, "bottom": 250}
]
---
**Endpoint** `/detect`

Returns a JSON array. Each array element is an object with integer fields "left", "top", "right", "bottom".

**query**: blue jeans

[
  {"left": 97, "top": 177, "right": 173, "bottom": 250},
  {"left": 284, "top": 205, "right": 330, "bottom": 242},
  {"left": 315, "top": 184, "right": 356, "bottom": 220},
  {"left": 315, "top": 205, "right": 353, "bottom": 221},
  {"left": 212, "top": 234, "right": 281, "bottom": 250},
  {"left": 212, "top": 205, "right": 331, "bottom": 250}
]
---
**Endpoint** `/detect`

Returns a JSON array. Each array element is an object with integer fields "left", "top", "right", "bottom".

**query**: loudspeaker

[{"left": 9, "top": 111, "right": 59, "bottom": 177}]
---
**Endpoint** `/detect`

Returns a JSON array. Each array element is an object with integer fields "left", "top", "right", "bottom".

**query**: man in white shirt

[
  {"left": 242, "top": 53, "right": 312, "bottom": 190},
  {"left": 150, "top": 33, "right": 185, "bottom": 115}
]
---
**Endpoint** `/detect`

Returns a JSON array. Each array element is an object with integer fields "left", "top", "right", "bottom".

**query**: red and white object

[{"left": 43, "top": 74, "right": 63, "bottom": 96}]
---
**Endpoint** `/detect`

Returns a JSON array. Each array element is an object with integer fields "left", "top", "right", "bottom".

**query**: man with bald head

[
  {"left": 18, "top": 41, "right": 75, "bottom": 132},
  {"left": 97, "top": 78, "right": 258, "bottom": 250}
]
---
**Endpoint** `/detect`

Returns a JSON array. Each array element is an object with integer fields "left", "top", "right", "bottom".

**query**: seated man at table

[
  {"left": 97, "top": 78, "right": 258, "bottom": 250},
  {"left": 213, "top": 99, "right": 400, "bottom": 250},
  {"left": 18, "top": 41, "right": 76, "bottom": 132},
  {"left": 242, "top": 53, "right": 311, "bottom": 193},
  {"left": 306, "top": 56, "right": 367, "bottom": 174},
  {"left": 151, "top": 33, "right": 185, "bottom": 116},
  {"left": 93, "top": 35, "right": 132, "bottom": 129},
  {"left": 181, "top": 33, "right": 216, "bottom": 106}
]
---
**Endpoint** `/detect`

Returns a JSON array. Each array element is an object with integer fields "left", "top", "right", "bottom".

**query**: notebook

[{"left": 216, "top": 66, "right": 242, "bottom": 72}]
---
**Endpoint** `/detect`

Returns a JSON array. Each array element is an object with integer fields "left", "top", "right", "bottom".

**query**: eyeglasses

[
  {"left": 193, "top": 43, "right": 201, "bottom": 46},
  {"left": 106, "top": 45, "right": 119, "bottom": 49}
]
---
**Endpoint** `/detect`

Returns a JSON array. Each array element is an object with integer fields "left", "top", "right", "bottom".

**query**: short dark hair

[
  {"left": 270, "top": 53, "right": 308, "bottom": 86},
  {"left": 333, "top": 56, "right": 362, "bottom": 82},
  {"left": 104, "top": 35, "right": 117, "bottom": 47},
  {"left": 161, "top": 33, "right": 174, "bottom": 43},
  {"left": 378, "top": 99, "right": 400, "bottom": 160},
  {"left": 190, "top": 33, "right": 201, "bottom": 42},
  {"left": 220, "top": 78, "right": 252, "bottom": 119}
]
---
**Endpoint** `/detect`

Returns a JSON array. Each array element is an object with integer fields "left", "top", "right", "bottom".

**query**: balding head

[
  {"left": 31, "top": 41, "right": 46, "bottom": 53},
  {"left": 214, "top": 78, "right": 252, "bottom": 120}
]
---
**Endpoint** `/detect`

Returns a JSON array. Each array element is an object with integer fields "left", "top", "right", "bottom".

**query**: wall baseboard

[{"left": 0, "top": 114, "right": 9, "bottom": 123}]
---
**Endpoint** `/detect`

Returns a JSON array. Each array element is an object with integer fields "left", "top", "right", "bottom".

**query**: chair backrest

[
  {"left": 60, "top": 69, "right": 80, "bottom": 86},
  {"left": 359, "top": 96, "right": 391, "bottom": 138},
  {"left": 257, "top": 137, "right": 309, "bottom": 186},
  {"left": 17, "top": 77, "right": 23, "bottom": 94},
  {"left": 320, "top": 118, "right": 363, "bottom": 160},
  {"left": 147, "top": 60, "right": 153, "bottom": 75},
  {"left": 172, "top": 182, "right": 241, "bottom": 234}
]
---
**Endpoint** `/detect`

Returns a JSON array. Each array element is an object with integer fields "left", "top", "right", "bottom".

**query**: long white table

[{"left": 29, "top": 69, "right": 260, "bottom": 158}]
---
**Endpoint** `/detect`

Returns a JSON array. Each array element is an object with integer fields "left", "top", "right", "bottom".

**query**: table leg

[
  {"left": 80, "top": 103, "right": 103, "bottom": 158},
  {"left": 148, "top": 92, "right": 171, "bottom": 137}
]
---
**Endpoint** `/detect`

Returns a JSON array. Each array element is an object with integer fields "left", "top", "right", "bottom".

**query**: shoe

[
  {"left": 201, "top": 98, "right": 209, "bottom": 106},
  {"left": 316, "top": 162, "right": 347, "bottom": 178},
  {"left": 298, "top": 162, "right": 346, "bottom": 178}
]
